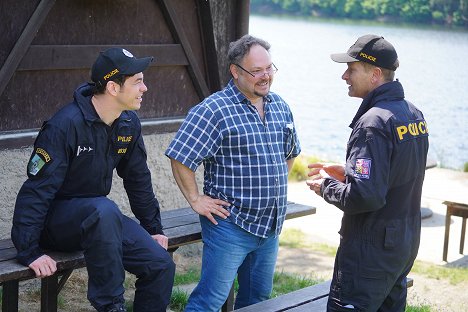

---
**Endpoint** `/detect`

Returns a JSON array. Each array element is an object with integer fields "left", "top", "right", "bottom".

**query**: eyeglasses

[{"left": 235, "top": 63, "right": 278, "bottom": 78}]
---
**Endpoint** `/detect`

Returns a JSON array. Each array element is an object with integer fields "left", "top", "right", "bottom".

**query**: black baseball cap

[
  {"left": 330, "top": 34, "right": 398, "bottom": 71},
  {"left": 91, "top": 47, "right": 154, "bottom": 87}
]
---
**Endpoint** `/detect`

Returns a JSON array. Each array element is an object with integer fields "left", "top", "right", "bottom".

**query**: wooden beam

[
  {"left": 236, "top": 0, "right": 250, "bottom": 38},
  {"left": 0, "top": 0, "right": 56, "bottom": 97},
  {"left": 17, "top": 44, "right": 188, "bottom": 71},
  {"left": 196, "top": 0, "right": 221, "bottom": 93},
  {"left": 158, "top": 0, "right": 210, "bottom": 99}
]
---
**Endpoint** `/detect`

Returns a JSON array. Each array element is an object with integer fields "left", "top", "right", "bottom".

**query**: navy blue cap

[{"left": 91, "top": 47, "right": 153, "bottom": 87}]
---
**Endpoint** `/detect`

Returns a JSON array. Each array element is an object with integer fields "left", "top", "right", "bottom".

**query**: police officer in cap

[
  {"left": 12, "top": 47, "right": 175, "bottom": 312},
  {"left": 307, "top": 35, "right": 429, "bottom": 311}
]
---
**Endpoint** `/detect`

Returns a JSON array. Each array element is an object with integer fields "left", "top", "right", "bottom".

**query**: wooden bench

[
  {"left": 0, "top": 201, "right": 315, "bottom": 312},
  {"left": 233, "top": 277, "right": 414, "bottom": 312},
  {"left": 443, "top": 201, "right": 468, "bottom": 261}
]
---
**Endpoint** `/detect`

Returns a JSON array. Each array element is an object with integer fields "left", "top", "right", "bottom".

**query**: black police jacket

[
  {"left": 321, "top": 81, "right": 429, "bottom": 248},
  {"left": 12, "top": 83, "right": 164, "bottom": 266}
]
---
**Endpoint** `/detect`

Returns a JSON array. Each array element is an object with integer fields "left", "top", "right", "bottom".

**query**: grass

[
  {"left": 406, "top": 306, "right": 432, "bottom": 312},
  {"left": 271, "top": 271, "right": 323, "bottom": 298},
  {"left": 280, "top": 228, "right": 337, "bottom": 257},
  {"left": 279, "top": 228, "right": 468, "bottom": 311},
  {"left": 129, "top": 228, "right": 457, "bottom": 311},
  {"left": 167, "top": 268, "right": 323, "bottom": 312},
  {"left": 173, "top": 266, "right": 201, "bottom": 286},
  {"left": 281, "top": 228, "right": 468, "bottom": 286},
  {"left": 169, "top": 288, "right": 190, "bottom": 312},
  {"left": 410, "top": 260, "right": 468, "bottom": 285},
  {"left": 4, "top": 227, "right": 462, "bottom": 311}
]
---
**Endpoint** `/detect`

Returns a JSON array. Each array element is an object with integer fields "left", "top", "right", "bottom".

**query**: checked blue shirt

[{"left": 165, "top": 79, "right": 301, "bottom": 238}]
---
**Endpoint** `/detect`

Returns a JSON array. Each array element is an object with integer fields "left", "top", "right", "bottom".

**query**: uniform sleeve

[
  {"left": 12, "top": 123, "right": 70, "bottom": 266},
  {"left": 165, "top": 104, "right": 222, "bottom": 171},
  {"left": 321, "top": 127, "right": 392, "bottom": 214},
  {"left": 116, "top": 122, "right": 164, "bottom": 235}
]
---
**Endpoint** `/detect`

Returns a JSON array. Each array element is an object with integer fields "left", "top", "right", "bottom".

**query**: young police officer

[
  {"left": 12, "top": 48, "right": 175, "bottom": 312},
  {"left": 307, "top": 35, "right": 429, "bottom": 311}
]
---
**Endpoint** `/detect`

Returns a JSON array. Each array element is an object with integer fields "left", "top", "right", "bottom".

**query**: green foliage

[
  {"left": 251, "top": 0, "right": 468, "bottom": 27},
  {"left": 400, "top": 0, "right": 433, "bottom": 23},
  {"left": 464, "top": 162, "right": 468, "bottom": 172},
  {"left": 289, "top": 154, "right": 321, "bottom": 181},
  {"left": 432, "top": 10, "right": 445, "bottom": 23}
]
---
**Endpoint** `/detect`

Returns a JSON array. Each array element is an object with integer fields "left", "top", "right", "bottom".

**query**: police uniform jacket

[
  {"left": 321, "top": 80, "right": 429, "bottom": 252},
  {"left": 12, "top": 83, "right": 164, "bottom": 266}
]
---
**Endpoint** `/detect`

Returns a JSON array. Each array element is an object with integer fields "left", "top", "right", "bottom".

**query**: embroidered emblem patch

[
  {"left": 354, "top": 158, "right": 371, "bottom": 179},
  {"left": 28, "top": 148, "right": 52, "bottom": 176}
]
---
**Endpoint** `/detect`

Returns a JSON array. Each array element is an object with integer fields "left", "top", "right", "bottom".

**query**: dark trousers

[
  {"left": 40, "top": 196, "right": 175, "bottom": 312},
  {"left": 327, "top": 238, "right": 415, "bottom": 312}
]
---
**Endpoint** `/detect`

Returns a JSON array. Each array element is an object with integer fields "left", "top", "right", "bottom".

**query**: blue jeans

[{"left": 185, "top": 216, "right": 279, "bottom": 311}]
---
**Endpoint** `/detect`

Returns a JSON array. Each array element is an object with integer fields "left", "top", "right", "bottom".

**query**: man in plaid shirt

[{"left": 165, "top": 35, "right": 301, "bottom": 311}]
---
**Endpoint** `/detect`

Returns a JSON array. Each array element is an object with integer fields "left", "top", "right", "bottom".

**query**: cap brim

[
  {"left": 124, "top": 56, "right": 154, "bottom": 75},
  {"left": 330, "top": 53, "right": 358, "bottom": 63}
]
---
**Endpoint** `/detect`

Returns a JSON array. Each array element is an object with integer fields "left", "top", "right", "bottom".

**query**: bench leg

[
  {"left": 461, "top": 217, "right": 466, "bottom": 255},
  {"left": 443, "top": 208, "right": 452, "bottom": 261},
  {"left": 168, "top": 247, "right": 179, "bottom": 259},
  {"left": 2, "top": 280, "right": 19, "bottom": 312},
  {"left": 41, "top": 274, "right": 58, "bottom": 312},
  {"left": 221, "top": 283, "right": 235, "bottom": 312},
  {"left": 57, "top": 269, "right": 74, "bottom": 294}
]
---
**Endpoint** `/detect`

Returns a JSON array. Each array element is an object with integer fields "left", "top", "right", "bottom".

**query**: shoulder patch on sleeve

[
  {"left": 354, "top": 158, "right": 371, "bottom": 179},
  {"left": 28, "top": 148, "right": 52, "bottom": 176}
]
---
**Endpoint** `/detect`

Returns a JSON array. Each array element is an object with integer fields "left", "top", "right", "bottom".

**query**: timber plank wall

[{"left": 0, "top": 0, "right": 250, "bottom": 149}]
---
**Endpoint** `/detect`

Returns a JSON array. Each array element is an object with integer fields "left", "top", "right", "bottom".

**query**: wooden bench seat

[
  {"left": 0, "top": 201, "right": 315, "bottom": 312},
  {"left": 234, "top": 278, "right": 413, "bottom": 312}
]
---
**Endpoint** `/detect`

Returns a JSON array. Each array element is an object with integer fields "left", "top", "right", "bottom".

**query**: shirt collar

[
  {"left": 74, "top": 83, "right": 101, "bottom": 125},
  {"left": 225, "top": 79, "right": 273, "bottom": 105}
]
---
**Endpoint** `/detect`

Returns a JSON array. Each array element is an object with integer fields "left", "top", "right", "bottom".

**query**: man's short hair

[
  {"left": 92, "top": 75, "right": 131, "bottom": 95},
  {"left": 361, "top": 61, "right": 398, "bottom": 82},
  {"left": 228, "top": 35, "right": 271, "bottom": 65}
]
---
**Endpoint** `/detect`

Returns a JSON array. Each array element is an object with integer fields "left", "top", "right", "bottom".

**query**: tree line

[{"left": 251, "top": 0, "right": 468, "bottom": 28}]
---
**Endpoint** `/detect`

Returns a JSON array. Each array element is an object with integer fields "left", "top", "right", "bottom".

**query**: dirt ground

[
  {"left": 14, "top": 168, "right": 468, "bottom": 311},
  {"left": 276, "top": 246, "right": 468, "bottom": 312},
  {"left": 15, "top": 245, "right": 467, "bottom": 312}
]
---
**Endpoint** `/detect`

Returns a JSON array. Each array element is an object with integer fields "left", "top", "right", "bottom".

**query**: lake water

[{"left": 249, "top": 15, "right": 468, "bottom": 170}]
